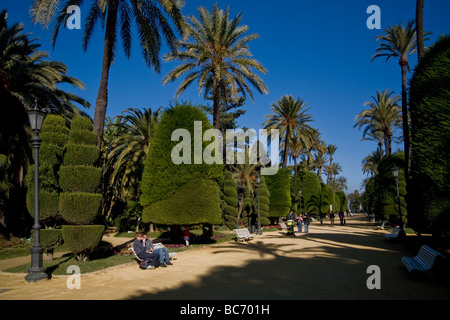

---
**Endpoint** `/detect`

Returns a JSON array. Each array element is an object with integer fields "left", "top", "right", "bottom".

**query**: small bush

[
  {"left": 68, "top": 130, "right": 98, "bottom": 145},
  {"left": 59, "top": 192, "right": 101, "bottom": 225},
  {"left": 40, "top": 229, "right": 63, "bottom": 251},
  {"left": 59, "top": 166, "right": 101, "bottom": 193},
  {"left": 62, "top": 225, "right": 104, "bottom": 262},
  {"left": 63, "top": 144, "right": 100, "bottom": 166},
  {"left": 27, "top": 189, "right": 59, "bottom": 221}
]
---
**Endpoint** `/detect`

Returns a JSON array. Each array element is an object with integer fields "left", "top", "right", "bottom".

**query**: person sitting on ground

[
  {"left": 133, "top": 232, "right": 160, "bottom": 269},
  {"left": 142, "top": 233, "right": 173, "bottom": 267}
]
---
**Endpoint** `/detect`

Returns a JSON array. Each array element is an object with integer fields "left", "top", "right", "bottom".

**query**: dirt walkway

[{"left": 0, "top": 214, "right": 448, "bottom": 300}]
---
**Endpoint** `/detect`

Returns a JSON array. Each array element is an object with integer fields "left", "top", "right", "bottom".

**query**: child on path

[{"left": 184, "top": 227, "right": 190, "bottom": 246}]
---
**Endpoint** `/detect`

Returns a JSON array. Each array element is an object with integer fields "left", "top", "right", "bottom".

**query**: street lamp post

[
  {"left": 25, "top": 101, "right": 48, "bottom": 283},
  {"left": 392, "top": 165, "right": 403, "bottom": 229},
  {"left": 256, "top": 175, "right": 262, "bottom": 235}
]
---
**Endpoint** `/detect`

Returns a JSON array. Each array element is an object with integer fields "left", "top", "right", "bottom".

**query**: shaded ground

[{"left": 0, "top": 213, "right": 448, "bottom": 300}]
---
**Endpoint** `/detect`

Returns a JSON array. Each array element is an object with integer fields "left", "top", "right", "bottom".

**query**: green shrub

[
  {"left": 68, "top": 130, "right": 98, "bottom": 145},
  {"left": 265, "top": 169, "right": 291, "bottom": 218},
  {"left": 141, "top": 103, "right": 223, "bottom": 227},
  {"left": 27, "top": 189, "right": 59, "bottom": 221},
  {"left": 40, "top": 229, "right": 63, "bottom": 251},
  {"left": 143, "top": 178, "right": 222, "bottom": 225},
  {"left": 62, "top": 225, "right": 104, "bottom": 262},
  {"left": 59, "top": 166, "right": 101, "bottom": 193},
  {"left": 70, "top": 116, "right": 93, "bottom": 131},
  {"left": 40, "top": 131, "right": 69, "bottom": 148},
  {"left": 63, "top": 144, "right": 100, "bottom": 166},
  {"left": 59, "top": 192, "right": 101, "bottom": 225}
]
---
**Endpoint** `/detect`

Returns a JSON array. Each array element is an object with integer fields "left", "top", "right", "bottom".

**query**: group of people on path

[
  {"left": 133, "top": 232, "right": 174, "bottom": 269},
  {"left": 286, "top": 211, "right": 310, "bottom": 233},
  {"left": 286, "top": 209, "right": 350, "bottom": 234}
]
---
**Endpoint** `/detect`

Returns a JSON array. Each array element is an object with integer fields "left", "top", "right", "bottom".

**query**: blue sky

[{"left": 3, "top": 0, "right": 450, "bottom": 193}]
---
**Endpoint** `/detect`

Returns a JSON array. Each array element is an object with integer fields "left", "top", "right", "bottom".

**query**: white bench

[
  {"left": 233, "top": 228, "right": 256, "bottom": 241},
  {"left": 384, "top": 228, "right": 405, "bottom": 241},
  {"left": 375, "top": 220, "right": 386, "bottom": 230},
  {"left": 279, "top": 222, "right": 287, "bottom": 230},
  {"left": 153, "top": 242, "right": 177, "bottom": 260},
  {"left": 401, "top": 245, "right": 445, "bottom": 279}
]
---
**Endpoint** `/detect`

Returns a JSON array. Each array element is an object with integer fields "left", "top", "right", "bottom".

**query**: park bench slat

[
  {"left": 401, "top": 245, "right": 445, "bottom": 278},
  {"left": 233, "top": 228, "right": 256, "bottom": 241}
]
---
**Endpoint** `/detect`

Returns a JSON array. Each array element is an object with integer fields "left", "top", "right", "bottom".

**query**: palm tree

[
  {"left": 232, "top": 149, "right": 258, "bottom": 229},
  {"left": 106, "top": 107, "right": 161, "bottom": 205},
  {"left": 31, "top": 0, "right": 185, "bottom": 146},
  {"left": 263, "top": 95, "right": 314, "bottom": 169},
  {"left": 362, "top": 150, "right": 382, "bottom": 177},
  {"left": 354, "top": 89, "right": 401, "bottom": 157},
  {"left": 163, "top": 4, "right": 268, "bottom": 130},
  {"left": 0, "top": 10, "right": 90, "bottom": 235},
  {"left": 326, "top": 144, "right": 337, "bottom": 166},
  {"left": 371, "top": 21, "right": 421, "bottom": 177},
  {"left": 312, "top": 151, "right": 328, "bottom": 182}
]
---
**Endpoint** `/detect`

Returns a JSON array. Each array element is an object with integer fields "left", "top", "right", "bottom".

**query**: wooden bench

[
  {"left": 384, "top": 228, "right": 405, "bottom": 241},
  {"left": 401, "top": 245, "right": 445, "bottom": 279},
  {"left": 233, "top": 228, "right": 256, "bottom": 241}
]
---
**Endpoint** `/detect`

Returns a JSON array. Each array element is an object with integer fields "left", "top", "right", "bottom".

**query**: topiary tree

[
  {"left": 296, "top": 170, "right": 321, "bottom": 214},
  {"left": 222, "top": 170, "right": 239, "bottom": 229},
  {"left": 257, "top": 176, "right": 271, "bottom": 226},
  {"left": 26, "top": 115, "right": 68, "bottom": 260},
  {"left": 409, "top": 34, "right": 450, "bottom": 238},
  {"left": 265, "top": 168, "right": 291, "bottom": 223},
  {"left": 141, "top": 103, "right": 223, "bottom": 241},
  {"left": 59, "top": 116, "right": 104, "bottom": 262}
]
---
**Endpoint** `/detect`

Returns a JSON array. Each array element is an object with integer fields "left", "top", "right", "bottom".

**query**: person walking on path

[
  {"left": 303, "top": 212, "right": 310, "bottom": 233},
  {"left": 296, "top": 212, "right": 303, "bottom": 233},
  {"left": 184, "top": 227, "right": 190, "bottom": 247},
  {"left": 330, "top": 211, "right": 335, "bottom": 225}
]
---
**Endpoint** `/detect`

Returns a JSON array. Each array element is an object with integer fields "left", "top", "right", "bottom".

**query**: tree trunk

[
  {"left": 416, "top": 0, "right": 425, "bottom": 62},
  {"left": 212, "top": 77, "right": 221, "bottom": 130},
  {"left": 92, "top": 0, "right": 119, "bottom": 148},
  {"left": 400, "top": 63, "right": 411, "bottom": 179}
]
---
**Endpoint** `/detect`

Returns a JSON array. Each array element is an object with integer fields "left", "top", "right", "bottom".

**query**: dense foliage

[
  {"left": 141, "top": 103, "right": 223, "bottom": 226},
  {"left": 409, "top": 34, "right": 450, "bottom": 235}
]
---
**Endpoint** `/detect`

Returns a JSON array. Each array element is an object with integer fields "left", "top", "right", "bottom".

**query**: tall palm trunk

[
  {"left": 400, "top": 61, "right": 410, "bottom": 179},
  {"left": 212, "top": 77, "right": 221, "bottom": 130},
  {"left": 282, "top": 136, "right": 289, "bottom": 169},
  {"left": 416, "top": 0, "right": 425, "bottom": 62},
  {"left": 93, "top": 0, "right": 119, "bottom": 147}
]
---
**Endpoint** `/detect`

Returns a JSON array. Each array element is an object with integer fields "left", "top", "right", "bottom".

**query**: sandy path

[{"left": 0, "top": 214, "right": 448, "bottom": 300}]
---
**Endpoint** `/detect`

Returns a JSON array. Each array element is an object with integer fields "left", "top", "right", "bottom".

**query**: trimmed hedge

[
  {"left": 142, "top": 178, "right": 222, "bottom": 225},
  {"left": 40, "top": 229, "right": 63, "bottom": 251},
  {"left": 27, "top": 189, "right": 59, "bottom": 221},
  {"left": 59, "top": 166, "right": 101, "bottom": 193},
  {"left": 265, "top": 169, "right": 291, "bottom": 218},
  {"left": 59, "top": 192, "right": 101, "bottom": 225},
  {"left": 63, "top": 144, "right": 100, "bottom": 166},
  {"left": 61, "top": 225, "right": 104, "bottom": 262},
  {"left": 140, "top": 103, "right": 223, "bottom": 226}
]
